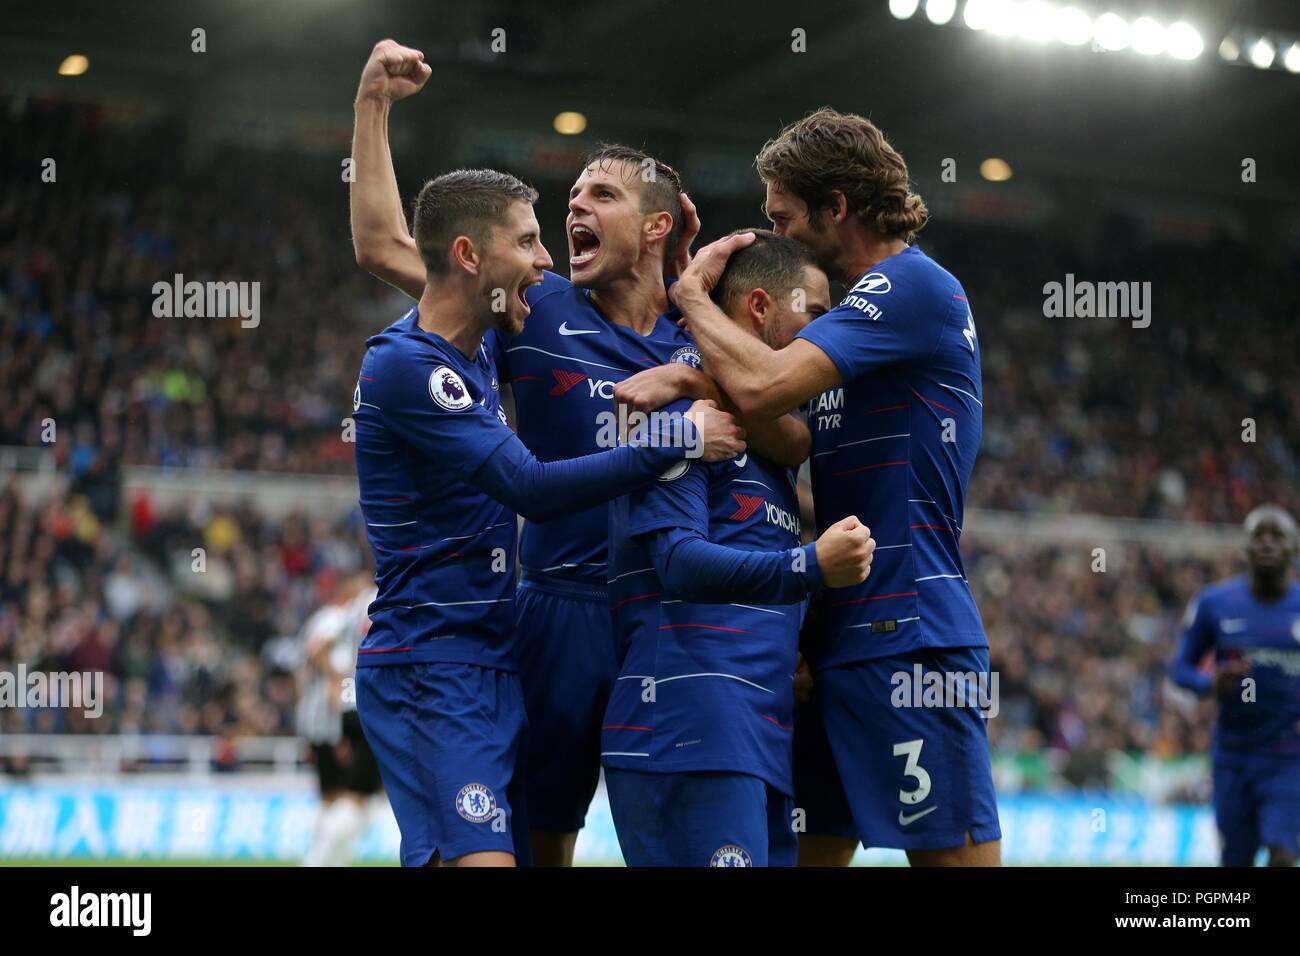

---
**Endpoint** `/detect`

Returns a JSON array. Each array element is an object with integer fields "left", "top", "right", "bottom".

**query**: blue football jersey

[
  {"left": 502, "top": 273, "right": 700, "bottom": 583},
  {"left": 1174, "top": 576, "right": 1300, "bottom": 756},
  {"left": 353, "top": 309, "right": 517, "bottom": 670},
  {"left": 602, "top": 443, "right": 805, "bottom": 796},
  {"left": 796, "top": 244, "right": 986, "bottom": 668}
]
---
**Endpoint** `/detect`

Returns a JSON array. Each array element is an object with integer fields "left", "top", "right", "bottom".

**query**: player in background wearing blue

[
  {"left": 350, "top": 40, "right": 809, "bottom": 866},
  {"left": 669, "top": 109, "right": 1000, "bottom": 866},
  {"left": 602, "top": 230, "right": 877, "bottom": 866},
  {"left": 1170, "top": 505, "right": 1300, "bottom": 867},
  {"left": 352, "top": 165, "right": 745, "bottom": 868}
]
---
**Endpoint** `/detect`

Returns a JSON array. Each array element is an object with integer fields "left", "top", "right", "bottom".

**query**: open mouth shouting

[
  {"left": 516, "top": 274, "right": 544, "bottom": 314},
  {"left": 570, "top": 222, "right": 601, "bottom": 270}
]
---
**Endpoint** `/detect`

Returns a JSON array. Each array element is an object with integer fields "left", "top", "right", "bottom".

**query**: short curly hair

[{"left": 755, "top": 107, "right": 928, "bottom": 242}]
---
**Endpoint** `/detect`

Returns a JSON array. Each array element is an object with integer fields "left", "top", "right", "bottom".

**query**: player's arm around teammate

[{"left": 614, "top": 362, "right": 812, "bottom": 466}]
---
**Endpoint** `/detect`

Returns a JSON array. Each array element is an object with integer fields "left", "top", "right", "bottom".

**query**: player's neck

[
  {"left": 1249, "top": 569, "right": 1290, "bottom": 602},
  {"left": 589, "top": 268, "right": 669, "bottom": 336},
  {"left": 417, "top": 284, "right": 486, "bottom": 359},
  {"left": 839, "top": 230, "right": 908, "bottom": 284}
]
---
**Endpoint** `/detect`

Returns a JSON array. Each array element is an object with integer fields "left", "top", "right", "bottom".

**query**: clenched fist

[
  {"left": 356, "top": 39, "right": 432, "bottom": 105},
  {"left": 815, "top": 516, "right": 875, "bottom": 588}
]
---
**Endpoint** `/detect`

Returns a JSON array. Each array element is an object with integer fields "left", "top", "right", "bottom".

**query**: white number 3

[{"left": 893, "top": 738, "right": 932, "bottom": 805}]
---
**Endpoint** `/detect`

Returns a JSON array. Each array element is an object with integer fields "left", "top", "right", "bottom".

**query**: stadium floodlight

[
  {"left": 1219, "top": 37, "right": 1240, "bottom": 61},
  {"left": 1019, "top": 1, "right": 1057, "bottom": 42},
  {"left": 1249, "top": 37, "right": 1275, "bottom": 69},
  {"left": 1055, "top": 6, "right": 1093, "bottom": 46},
  {"left": 1285, "top": 41, "right": 1300, "bottom": 73},
  {"left": 1130, "top": 16, "right": 1165, "bottom": 56},
  {"left": 926, "top": 0, "right": 958, "bottom": 26},
  {"left": 1093, "top": 12, "right": 1130, "bottom": 51},
  {"left": 987, "top": 0, "right": 1020, "bottom": 35},
  {"left": 1165, "top": 22, "right": 1203, "bottom": 60},
  {"left": 963, "top": 0, "right": 998, "bottom": 31},
  {"left": 58, "top": 54, "right": 89, "bottom": 76},
  {"left": 980, "top": 157, "right": 1013, "bottom": 181},
  {"left": 890, "top": 0, "right": 922, "bottom": 19},
  {"left": 553, "top": 111, "right": 587, "bottom": 135}
]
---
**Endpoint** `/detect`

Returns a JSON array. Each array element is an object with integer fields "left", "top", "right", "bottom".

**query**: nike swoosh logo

[
  {"left": 558, "top": 322, "right": 599, "bottom": 336},
  {"left": 898, "top": 806, "right": 938, "bottom": 826},
  {"left": 733, "top": 454, "right": 748, "bottom": 468}
]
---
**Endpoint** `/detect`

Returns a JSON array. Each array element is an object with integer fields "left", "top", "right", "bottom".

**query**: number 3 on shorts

[{"left": 892, "top": 738, "right": 932, "bottom": 806}]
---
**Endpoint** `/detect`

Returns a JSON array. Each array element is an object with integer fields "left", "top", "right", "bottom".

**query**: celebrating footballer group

[{"left": 345, "top": 37, "right": 999, "bottom": 868}]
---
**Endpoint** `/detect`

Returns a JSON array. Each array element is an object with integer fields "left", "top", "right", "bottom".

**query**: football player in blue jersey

[
  {"left": 670, "top": 109, "right": 1000, "bottom": 866},
  {"left": 602, "top": 230, "right": 877, "bottom": 867},
  {"left": 1171, "top": 505, "right": 1300, "bottom": 867},
  {"left": 349, "top": 40, "right": 810, "bottom": 866},
  {"left": 351, "top": 164, "right": 745, "bottom": 868}
]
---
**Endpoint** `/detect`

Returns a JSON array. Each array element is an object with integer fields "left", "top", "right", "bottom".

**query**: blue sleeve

[
  {"left": 646, "top": 527, "right": 823, "bottom": 604},
  {"left": 372, "top": 341, "right": 691, "bottom": 521},
  {"left": 1170, "top": 593, "right": 1216, "bottom": 695},
  {"left": 471, "top": 430, "right": 690, "bottom": 523},
  {"left": 370, "top": 345, "right": 515, "bottom": 480},
  {"left": 624, "top": 457, "right": 823, "bottom": 603},
  {"left": 625, "top": 447, "right": 710, "bottom": 540},
  {"left": 795, "top": 267, "right": 958, "bottom": 381}
]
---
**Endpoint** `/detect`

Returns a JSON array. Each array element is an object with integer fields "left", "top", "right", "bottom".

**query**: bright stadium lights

[
  {"left": 1285, "top": 42, "right": 1300, "bottom": 73},
  {"left": 987, "top": 0, "right": 1020, "bottom": 36},
  {"left": 553, "top": 111, "right": 587, "bottom": 135},
  {"left": 926, "top": 0, "right": 958, "bottom": 26},
  {"left": 963, "top": 0, "right": 997, "bottom": 31},
  {"left": 1249, "top": 37, "right": 1275, "bottom": 69},
  {"left": 1056, "top": 6, "right": 1093, "bottom": 46},
  {"left": 1130, "top": 17, "right": 1165, "bottom": 56},
  {"left": 917, "top": 2, "right": 1294, "bottom": 74},
  {"left": 1093, "top": 12, "right": 1130, "bottom": 51},
  {"left": 58, "top": 54, "right": 88, "bottom": 76},
  {"left": 980, "top": 157, "right": 1013, "bottom": 181},
  {"left": 1019, "top": 1, "right": 1057, "bottom": 43},
  {"left": 1165, "top": 22, "right": 1203, "bottom": 60}
]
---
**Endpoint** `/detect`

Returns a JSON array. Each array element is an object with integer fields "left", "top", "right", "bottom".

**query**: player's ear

[
  {"left": 827, "top": 190, "right": 849, "bottom": 225},
  {"left": 450, "top": 235, "right": 480, "bottom": 275},
  {"left": 643, "top": 210, "right": 673, "bottom": 248},
  {"left": 747, "top": 288, "right": 771, "bottom": 330}
]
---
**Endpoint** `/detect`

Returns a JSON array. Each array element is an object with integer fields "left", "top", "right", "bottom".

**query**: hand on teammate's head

[
  {"left": 666, "top": 192, "right": 701, "bottom": 280},
  {"left": 669, "top": 231, "right": 757, "bottom": 307}
]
